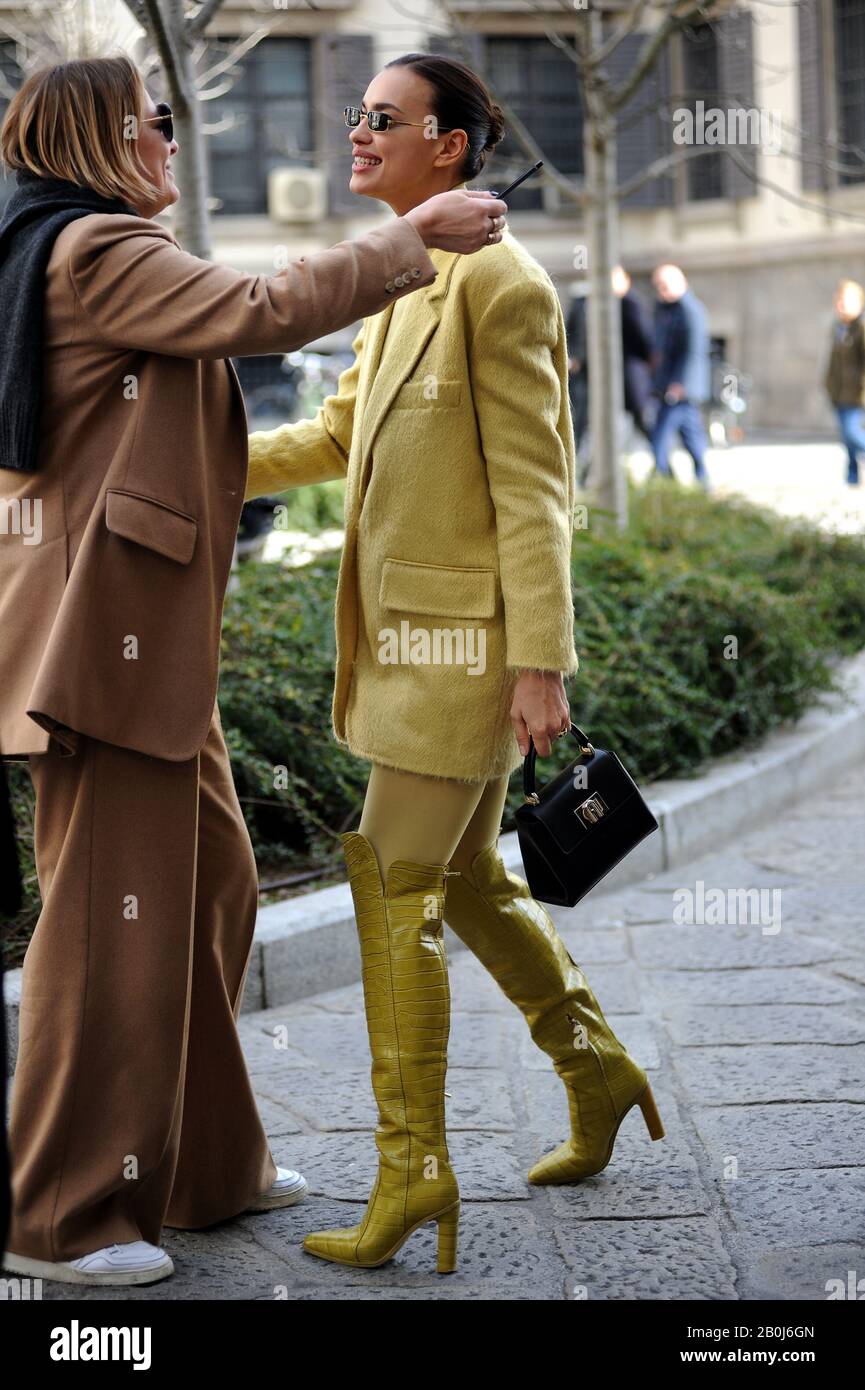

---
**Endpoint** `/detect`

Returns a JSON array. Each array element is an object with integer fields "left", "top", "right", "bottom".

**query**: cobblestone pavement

[{"left": 24, "top": 761, "right": 865, "bottom": 1301}]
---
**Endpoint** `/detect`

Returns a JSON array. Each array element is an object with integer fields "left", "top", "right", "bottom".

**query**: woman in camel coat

[
  {"left": 0, "top": 53, "right": 504, "bottom": 1287},
  {"left": 244, "top": 53, "right": 663, "bottom": 1276}
]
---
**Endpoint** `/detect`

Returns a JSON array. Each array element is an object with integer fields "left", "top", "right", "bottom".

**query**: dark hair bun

[{"left": 484, "top": 101, "right": 505, "bottom": 151}]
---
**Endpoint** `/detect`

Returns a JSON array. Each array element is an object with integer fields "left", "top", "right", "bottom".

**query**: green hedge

[
  {"left": 4, "top": 476, "right": 864, "bottom": 966},
  {"left": 218, "top": 479, "right": 853, "bottom": 876}
]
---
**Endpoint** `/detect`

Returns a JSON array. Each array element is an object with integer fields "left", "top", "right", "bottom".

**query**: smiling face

[
  {"left": 133, "top": 90, "right": 180, "bottom": 218},
  {"left": 349, "top": 66, "right": 469, "bottom": 215}
]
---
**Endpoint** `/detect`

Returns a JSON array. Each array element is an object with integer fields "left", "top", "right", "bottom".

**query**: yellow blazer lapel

[
  {"left": 357, "top": 250, "right": 461, "bottom": 502},
  {"left": 357, "top": 300, "right": 394, "bottom": 460}
]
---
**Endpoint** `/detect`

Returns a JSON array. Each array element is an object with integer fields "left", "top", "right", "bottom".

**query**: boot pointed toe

[
  {"left": 528, "top": 1141, "right": 595, "bottom": 1185},
  {"left": 303, "top": 1227, "right": 359, "bottom": 1263}
]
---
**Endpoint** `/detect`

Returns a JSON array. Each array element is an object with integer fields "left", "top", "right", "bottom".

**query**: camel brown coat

[{"left": 0, "top": 210, "right": 436, "bottom": 761}]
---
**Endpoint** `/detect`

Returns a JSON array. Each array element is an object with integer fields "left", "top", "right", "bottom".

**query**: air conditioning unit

[{"left": 267, "top": 167, "right": 328, "bottom": 223}]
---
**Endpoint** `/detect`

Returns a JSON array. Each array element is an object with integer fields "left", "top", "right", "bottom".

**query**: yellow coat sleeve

[
  {"left": 244, "top": 324, "right": 364, "bottom": 500},
  {"left": 469, "top": 277, "right": 578, "bottom": 675}
]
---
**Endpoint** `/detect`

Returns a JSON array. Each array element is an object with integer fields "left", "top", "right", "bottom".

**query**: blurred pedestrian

[
  {"left": 566, "top": 267, "right": 654, "bottom": 483},
  {"left": 650, "top": 263, "right": 711, "bottom": 488},
  {"left": 612, "top": 265, "right": 654, "bottom": 440},
  {"left": 824, "top": 278, "right": 865, "bottom": 486},
  {"left": 565, "top": 285, "right": 589, "bottom": 468}
]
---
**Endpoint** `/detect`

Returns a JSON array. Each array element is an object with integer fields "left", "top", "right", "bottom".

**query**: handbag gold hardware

[{"left": 575, "top": 793, "right": 608, "bottom": 825}]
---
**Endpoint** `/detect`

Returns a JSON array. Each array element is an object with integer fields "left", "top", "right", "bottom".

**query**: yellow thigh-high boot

[
  {"left": 303, "top": 831, "right": 460, "bottom": 1271},
  {"left": 445, "top": 840, "right": 665, "bottom": 1184}
]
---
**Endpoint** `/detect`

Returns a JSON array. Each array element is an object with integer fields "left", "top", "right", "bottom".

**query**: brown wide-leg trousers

[{"left": 5, "top": 702, "right": 277, "bottom": 1263}]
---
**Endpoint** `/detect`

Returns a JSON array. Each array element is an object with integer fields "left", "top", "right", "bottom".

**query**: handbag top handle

[{"left": 522, "top": 723, "right": 596, "bottom": 804}]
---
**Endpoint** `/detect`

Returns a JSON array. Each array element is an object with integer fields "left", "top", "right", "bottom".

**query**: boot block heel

[
  {"left": 436, "top": 1201, "right": 460, "bottom": 1274},
  {"left": 637, "top": 1083, "right": 665, "bottom": 1141}
]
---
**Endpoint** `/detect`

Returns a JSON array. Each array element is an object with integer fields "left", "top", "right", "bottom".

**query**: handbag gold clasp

[{"left": 575, "top": 793, "right": 607, "bottom": 825}]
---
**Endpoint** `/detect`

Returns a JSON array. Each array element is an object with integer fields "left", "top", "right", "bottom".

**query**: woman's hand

[
  {"left": 405, "top": 190, "right": 508, "bottom": 254},
  {"left": 511, "top": 669, "right": 570, "bottom": 758}
]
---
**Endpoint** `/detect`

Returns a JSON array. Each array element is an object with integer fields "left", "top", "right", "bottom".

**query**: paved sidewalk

[
  {"left": 30, "top": 761, "right": 865, "bottom": 1301},
  {"left": 625, "top": 436, "right": 865, "bottom": 535}
]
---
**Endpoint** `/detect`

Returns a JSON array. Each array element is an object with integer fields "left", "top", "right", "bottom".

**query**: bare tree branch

[
  {"left": 584, "top": 0, "right": 653, "bottom": 69},
  {"left": 199, "top": 111, "right": 244, "bottom": 136},
  {"left": 121, "top": 0, "right": 149, "bottom": 27},
  {"left": 196, "top": 28, "right": 270, "bottom": 87},
  {"left": 615, "top": 140, "right": 720, "bottom": 199},
  {"left": 723, "top": 141, "right": 865, "bottom": 225},
  {"left": 140, "top": 0, "right": 184, "bottom": 101},
  {"left": 607, "top": 5, "right": 722, "bottom": 112},
  {"left": 187, "top": 0, "right": 223, "bottom": 38}
]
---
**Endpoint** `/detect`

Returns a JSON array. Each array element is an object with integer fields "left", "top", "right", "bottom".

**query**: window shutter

[
  {"left": 607, "top": 32, "right": 673, "bottom": 208},
  {"left": 319, "top": 34, "right": 375, "bottom": 215},
  {"left": 717, "top": 5, "right": 757, "bottom": 199},
  {"left": 0, "top": 41, "right": 21, "bottom": 215},
  {"left": 431, "top": 31, "right": 485, "bottom": 70},
  {"left": 798, "top": 0, "right": 826, "bottom": 191}
]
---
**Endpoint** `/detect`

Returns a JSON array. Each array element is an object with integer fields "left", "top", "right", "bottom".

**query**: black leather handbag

[{"left": 515, "top": 724, "right": 659, "bottom": 907}]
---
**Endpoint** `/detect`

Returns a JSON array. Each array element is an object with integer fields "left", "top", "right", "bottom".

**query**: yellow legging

[{"left": 358, "top": 763, "right": 510, "bottom": 888}]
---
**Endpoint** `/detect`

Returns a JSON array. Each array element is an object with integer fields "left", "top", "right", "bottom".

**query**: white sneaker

[
  {"left": 2, "top": 1240, "right": 174, "bottom": 1286},
  {"left": 245, "top": 1165, "right": 308, "bottom": 1212}
]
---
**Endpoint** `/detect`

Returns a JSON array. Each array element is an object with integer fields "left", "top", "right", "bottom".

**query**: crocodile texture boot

[
  {"left": 444, "top": 840, "right": 664, "bottom": 1184},
  {"left": 303, "top": 832, "right": 460, "bottom": 1269}
]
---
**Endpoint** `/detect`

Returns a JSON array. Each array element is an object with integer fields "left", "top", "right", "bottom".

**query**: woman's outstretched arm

[
  {"left": 244, "top": 324, "right": 364, "bottom": 500},
  {"left": 65, "top": 214, "right": 432, "bottom": 360}
]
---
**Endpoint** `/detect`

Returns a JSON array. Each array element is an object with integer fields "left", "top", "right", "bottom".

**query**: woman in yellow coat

[{"left": 244, "top": 53, "right": 663, "bottom": 1272}]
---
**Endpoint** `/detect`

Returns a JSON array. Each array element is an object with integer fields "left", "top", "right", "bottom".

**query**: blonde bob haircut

[{"left": 0, "top": 53, "right": 159, "bottom": 207}]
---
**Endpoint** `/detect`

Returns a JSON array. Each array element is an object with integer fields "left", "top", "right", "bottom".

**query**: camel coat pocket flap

[
  {"left": 379, "top": 557, "right": 496, "bottom": 620},
  {"left": 105, "top": 489, "right": 198, "bottom": 566}
]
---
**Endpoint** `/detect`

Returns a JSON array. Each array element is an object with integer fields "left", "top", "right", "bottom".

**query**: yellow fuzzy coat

[{"left": 244, "top": 226, "right": 578, "bottom": 782}]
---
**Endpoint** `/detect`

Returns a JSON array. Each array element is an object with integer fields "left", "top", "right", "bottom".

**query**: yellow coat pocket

[{"left": 379, "top": 558, "right": 496, "bottom": 620}]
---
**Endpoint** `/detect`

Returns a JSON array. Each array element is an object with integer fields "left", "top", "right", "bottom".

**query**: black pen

[{"left": 491, "top": 160, "right": 544, "bottom": 200}]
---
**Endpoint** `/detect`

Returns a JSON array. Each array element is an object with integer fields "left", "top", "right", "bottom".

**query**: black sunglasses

[
  {"left": 141, "top": 102, "right": 173, "bottom": 143},
  {"left": 344, "top": 104, "right": 455, "bottom": 134}
]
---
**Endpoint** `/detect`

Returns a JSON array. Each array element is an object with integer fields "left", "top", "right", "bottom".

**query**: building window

[
  {"left": 484, "top": 37, "right": 582, "bottom": 209},
  {"left": 834, "top": 0, "right": 865, "bottom": 184},
  {"left": 0, "top": 41, "right": 22, "bottom": 214},
  {"left": 204, "top": 36, "right": 313, "bottom": 214},
  {"left": 681, "top": 23, "right": 724, "bottom": 201}
]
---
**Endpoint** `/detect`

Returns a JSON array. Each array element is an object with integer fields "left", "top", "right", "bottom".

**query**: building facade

[{"left": 1, "top": 0, "right": 863, "bottom": 433}]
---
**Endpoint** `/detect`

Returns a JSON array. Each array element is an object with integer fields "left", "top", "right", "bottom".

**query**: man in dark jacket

[
  {"left": 565, "top": 268, "right": 654, "bottom": 482},
  {"left": 613, "top": 265, "right": 654, "bottom": 437},
  {"left": 565, "top": 287, "right": 589, "bottom": 463},
  {"left": 650, "top": 263, "right": 711, "bottom": 487}
]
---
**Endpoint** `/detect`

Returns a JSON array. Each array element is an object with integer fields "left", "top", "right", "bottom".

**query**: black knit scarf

[{"left": 0, "top": 166, "right": 137, "bottom": 474}]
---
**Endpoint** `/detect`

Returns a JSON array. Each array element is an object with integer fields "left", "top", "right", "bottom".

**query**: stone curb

[{"left": 5, "top": 649, "right": 865, "bottom": 1072}]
